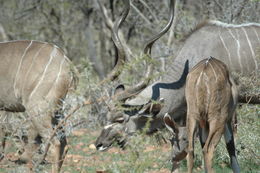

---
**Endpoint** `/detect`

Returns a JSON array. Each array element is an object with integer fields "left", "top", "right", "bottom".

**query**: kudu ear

[
  {"left": 113, "top": 84, "right": 125, "bottom": 96},
  {"left": 163, "top": 113, "right": 179, "bottom": 135},
  {"left": 138, "top": 98, "right": 164, "bottom": 117}
]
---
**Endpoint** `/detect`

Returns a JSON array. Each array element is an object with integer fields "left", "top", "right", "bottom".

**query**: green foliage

[{"left": 0, "top": 0, "right": 259, "bottom": 172}]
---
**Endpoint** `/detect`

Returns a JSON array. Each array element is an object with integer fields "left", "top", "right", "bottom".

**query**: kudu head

[
  {"left": 95, "top": 0, "right": 175, "bottom": 151},
  {"left": 163, "top": 113, "right": 188, "bottom": 162}
]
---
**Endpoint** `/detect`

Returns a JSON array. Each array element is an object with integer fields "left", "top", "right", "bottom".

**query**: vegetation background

[{"left": 0, "top": 0, "right": 259, "bottom": 172}]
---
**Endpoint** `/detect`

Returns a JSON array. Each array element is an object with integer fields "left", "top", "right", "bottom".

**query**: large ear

[
  {"left": 138, "top": 98, "right": 164, "bottom": 117},
  {"left": 113, "top": 84, "right": 125, "bottom": 96},
  {"left": 163, "top": 113, "right": 179, "bottom": 135}
]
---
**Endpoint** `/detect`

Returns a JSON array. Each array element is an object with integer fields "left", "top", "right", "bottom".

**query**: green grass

[
  {"left": 61, "top": 104, "right": 259, "bottom": 173},
  {"left": 0, "top": 105, "right": 259, "bottom": 173}
]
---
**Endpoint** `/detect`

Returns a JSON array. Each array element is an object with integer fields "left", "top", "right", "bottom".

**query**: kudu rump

[
  {"left": 165, "top": 57, "right": 240, "bottom": 173},
  {"left": 0, "top": 41, "right": 77, "bottom": 172},
  {"left": 95, "top": 0, "right": 260, "bottom": 151}
]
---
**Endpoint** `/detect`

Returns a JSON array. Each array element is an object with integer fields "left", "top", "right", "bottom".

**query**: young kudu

[
  {"left": 95, "top": 1, "right": 260, "bottom": 152},
  {"left": 164, "top": 57, "right": 240, "bottom": 173}
]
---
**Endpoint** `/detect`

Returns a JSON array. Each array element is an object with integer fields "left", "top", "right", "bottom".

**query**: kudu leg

[
  {"left": 21, "top": 112, "right": 66, "bottom": 173},
  {"left": 0, "top": 112, "right": 11, "bottom": 160},
  {"left": 199, "top": 127, "right": 208, "bottom": 148},
  {"left": 203, "top": 119, "right": 225, "bottom": 173},
  {"left": 224, "top": 122, "right": 240, "bottom": 173},
  {"left": 18, "top": 124, "right": 40, "bottom": 172},
  {"left": 0, "top": 128, "right": 7, "bottom": 160},
  {"left": 50, "top": 137, "right": 65, "bottom": 173},
  {"left": 199, "top": 126, "right": 208, "bottom": 171},
  {"left": 19, "top": 124, "right": 40, "bottom": 163},
  {"left": 49, "top": 131, "right": 68, "bottom": 173},
  {"left": 39, "top": 113, "right": 67, "bottom": 173},
  {"left": 187, "top": 116, "right": 197, "bottom": 173}
]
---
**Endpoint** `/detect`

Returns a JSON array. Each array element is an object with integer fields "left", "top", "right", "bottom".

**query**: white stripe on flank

[
  {"left": 64, "top": 55, "right": 70, "bottom": 62},
  {"left": 29, "top": 47, "right": 57, "bottom": 99},
  {"left": 0, "top": 40, "right": 48, "bottom": 44},
  {"left": 22, "top": 43, "right": 46, "bottom": 96},
  {"left": 54, "top": 45, "right": 71, "bottom": 62},
  {"left": 203, "top": 73, "right": 210, "bottom": 95},
  {"left": 53, "top": 55, "right": 66, "bottom": 89},
  {"left": 196, "top": 71, "right": 203, "bottom": 89},
  {"left": 208, "top": 62, "right": 217, "bottom": 81},
  {"left": 242, "top": 27, "right": 258, "bottom": 70},
  {"left": 253, "top": 28, "right": 260, "bottom": 42},
  {"left": 13, "top": 40, "right": 33, "bottom": 98},
  {"left": 219, "top": 33, "right": 232, "bottom": 69},
  {"left": 209, "top": 20, "right": 260, "bottom": 28},
  {"left": 195, "top": 71, "right": 203, "bottom": 104},
  {"left": 203, "top": 72, "right": 210, "bottom": 114},
  {"left": 227, "top": 29, "right": 243, "bottom": 72}
]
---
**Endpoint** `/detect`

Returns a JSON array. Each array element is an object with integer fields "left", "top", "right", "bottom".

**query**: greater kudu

[
  {"left": 0, "top": 40, "right": 77, "bottom": 172},
  {"left": 95, "top": 0, "right": 175, "bottom": 151},
  {"left": 95, "top": 0, "right": 260, "bottom": 151},
  {"left": 165, "top": 57, "right": 240, "bottom": 173},
  {"left": 0, "top": 0, "right": 136, "bottom": 171}
]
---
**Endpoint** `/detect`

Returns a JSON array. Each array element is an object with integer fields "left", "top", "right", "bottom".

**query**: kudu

[
  {"left": 95, "top": 0, "right": 175, "bottom": 151},
  {"left": 0, "top": 0, "right": 134, "bottom": 171},
  {"left": 164, "top": 57, "right": 240, "bottom": 173},
  {"left": 95, "top": 0, "right": 260, "bottom": 151},
  {"left": 0, "top": 40, "right": 77, "bottom": 172}
]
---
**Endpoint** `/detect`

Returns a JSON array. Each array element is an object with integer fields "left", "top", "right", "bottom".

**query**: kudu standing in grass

[
  {"left": 0, "top": 0, "right": 134, "bottom": 171},
  {"left": 95, "top": 0, "right": 259, "bottom": 152},
  {"left": 165, "top": 57, "right": 240, "bottom": 173},
  {"left": 0, "top": 40, "right": 77, "bottom": 172}
]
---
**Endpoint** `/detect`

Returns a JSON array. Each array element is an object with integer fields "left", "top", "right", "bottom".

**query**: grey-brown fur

[
  {"left": 164, "top": 58, "right": 240, "bottom": 173},
  {"left": 0, "top": 40, "right": 77, "bottom": 173},
  {"left": 185, "top": 57, "right": 239, "bottom": 173},
  {"left": 95, "top": 0, "right": 260, "bottom": 152}
]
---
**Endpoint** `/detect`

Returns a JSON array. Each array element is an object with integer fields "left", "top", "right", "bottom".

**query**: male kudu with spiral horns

[{"left": 95, "top": 0, "right": 260, "bottom": 153}]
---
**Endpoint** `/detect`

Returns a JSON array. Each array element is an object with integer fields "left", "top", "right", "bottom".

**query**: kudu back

[
  {"left": 96, "top": 14, "right": 260, "bottom": 151},
  {"left": 0, "top": 40, "right": 77, "bottom": 172},
  {"left": 97, "top": 21, "right": 260, "bottom": 151},
  {"left": 165, "top": 57, "right": 240, "bottom": 173}
]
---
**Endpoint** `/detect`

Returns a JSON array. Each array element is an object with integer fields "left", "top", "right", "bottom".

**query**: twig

[
  {"left": 139, "top": 0, "right": 159, "bottom": 23},
  {"left": 130, "top": 2, "right": 152, "bottom": 26},
  {"left": 34, "top": 94, "right": 110, "bottom": 168}
]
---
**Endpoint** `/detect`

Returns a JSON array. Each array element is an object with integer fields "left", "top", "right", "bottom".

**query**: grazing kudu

[
  {"left": 95, "top": 0, "right": 175, "bottom": 151},
  {"left": 0, "top": 0, "right": 137, "bottom": 171},
  {"left": 0, "top": 40, "right": 77, "bottom": 172},
  {"left": 95, "top": 0, "right": 260, "bottom": 151},
  {"left": 165, "top": 57, "right": 240, "bottom": 173}
]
